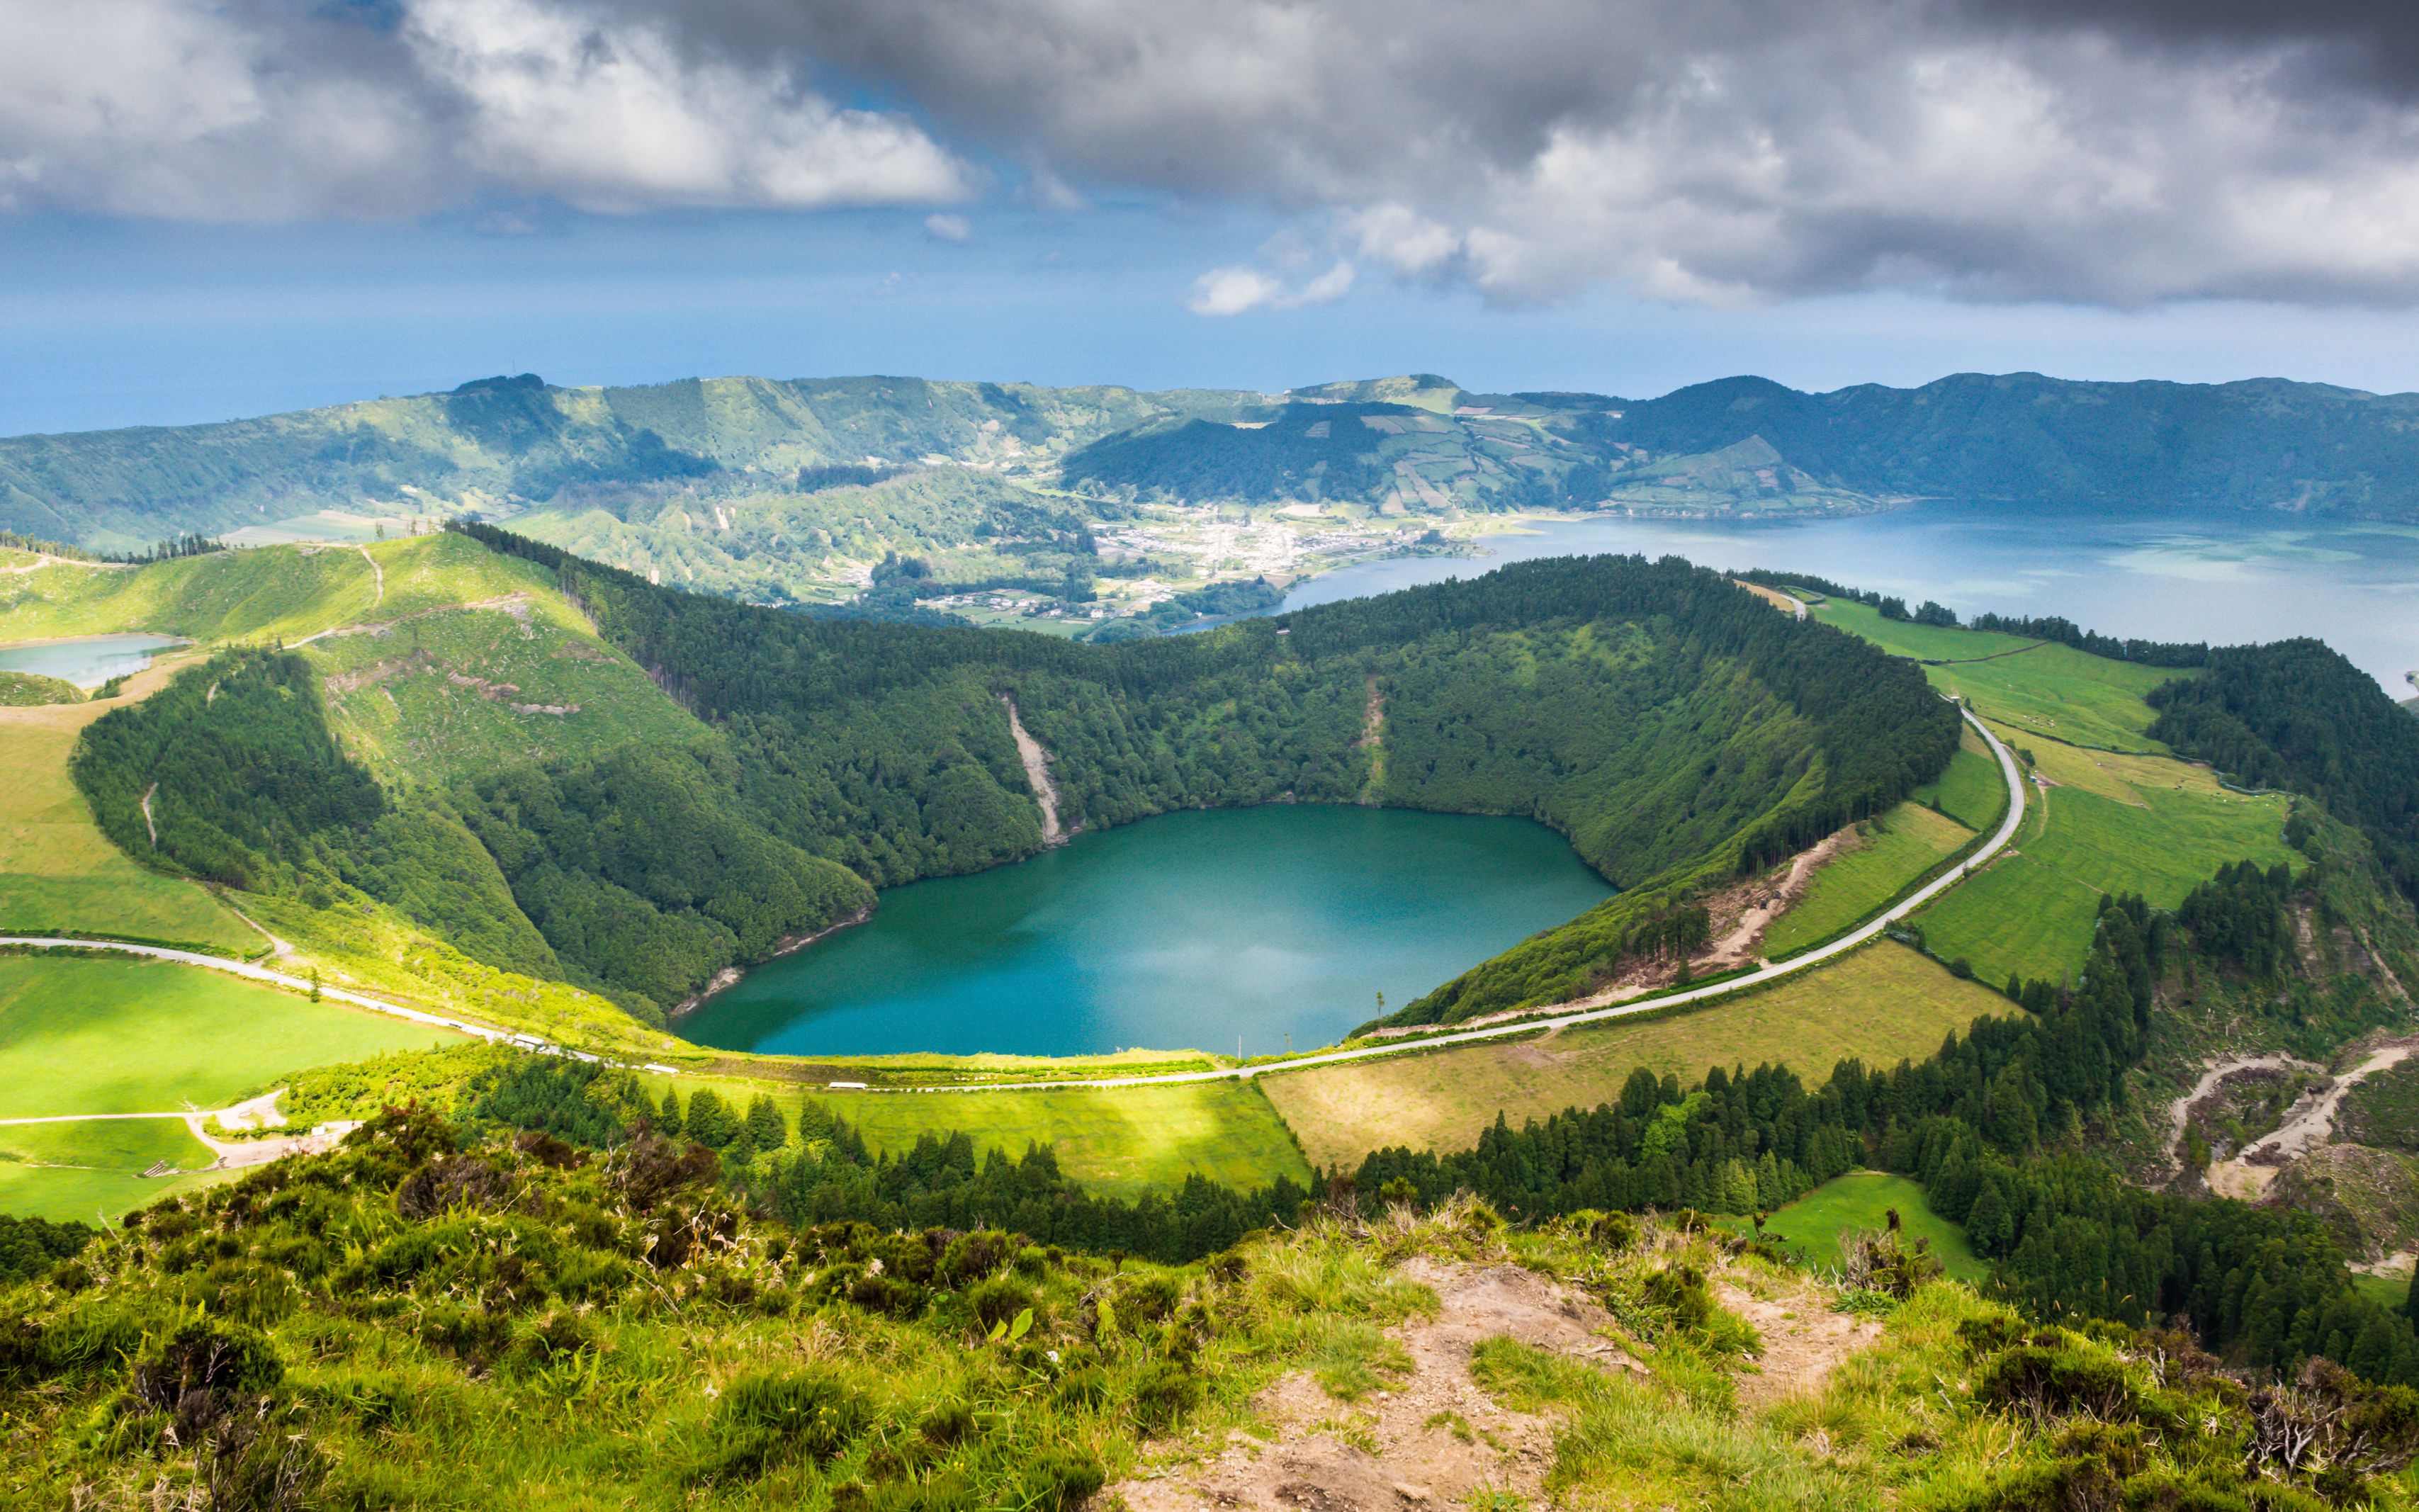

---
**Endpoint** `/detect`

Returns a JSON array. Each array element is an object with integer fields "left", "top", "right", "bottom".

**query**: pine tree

[
  {"left": 658, "top": 1088, "right": 684, "bottom": 1137},
  {"left": 745, "top": 1095, "right": 788, "bottom": 1151},
  {"left": 685, "top": 1089, "right": 739, "bottom": 1149}
]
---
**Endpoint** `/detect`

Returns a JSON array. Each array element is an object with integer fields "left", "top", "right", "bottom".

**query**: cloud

[
  {"left": 0, "top": 0, "right": 966, "bottom": 218},
  {"left": 924, "top": 212, "right": 973, "bottom": 241},
  {"left": 9, "top": 0, "right": 2419, "bottom": 308},
  {"left": 1188, "top": 259, "right": 1355, "bottom": 315},
  {"left": 633, "top": 0, "right": 2419, "bottom": 307}
]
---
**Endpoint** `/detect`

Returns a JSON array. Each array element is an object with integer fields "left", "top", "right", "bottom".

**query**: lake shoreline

[{"left": 670, "top": 903, "right": 876, "bottom": 1021}]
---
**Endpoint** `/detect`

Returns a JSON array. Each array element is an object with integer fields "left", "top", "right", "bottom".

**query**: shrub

[
  {"left": 706, "top": 1367, "right": 872, "bottom": 1479},
  {"left": 1975, "top": 1338, "right": 2142, "bottom": 1423},
  {"left": 1133, "top": 1360, "right": 1202, "bottom": 1433}
]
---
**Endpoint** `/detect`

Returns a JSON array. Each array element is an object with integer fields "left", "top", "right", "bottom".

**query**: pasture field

[
  {"left": 0, "top": 532, "right": 560, "bottom": 650},
  {"left": 1912, "top": 730, "right": 2291, "bottom": 984},
  {"left": 1924, "top": 645, "right": 2183, "bottom": 754},
  {"left": 0, "top": 955, "right": 463, "bottom": 1120},
  {"left": 783, "top": 1078, "right": 1310, "bottom": 1198},
  {"left": 0, "top": 670, "right": 261, "bottom": 954},
  {"left": 1808, "top": 599, "right": 2039, "bottom": 661},
  {"left": 1261, "top": 941, "right": 2014, "bottom": 1170},
  {"left": 0, "top": 548, "right": 379, "bottom": 645},
  {"left": 1813, "top": 597, "right": 2184, "bottom": 752},
  {"left": 1912, "top": 852, "right": 2106, "bottom": 986},
  {"left": 1763, "top": 801, "right": 1973, "bottom": 957},
  {"left": 1910, "top": 727, "right": 2010, "bottom": 833},
  {"left": 1744, "top": 1170, "right": 1985, "bottom": 1280},
  {"left": 0, "top": 1117, "right": 224, "bottom": 1224}
]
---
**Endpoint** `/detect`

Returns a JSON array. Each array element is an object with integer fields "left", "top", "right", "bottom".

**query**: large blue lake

[{"left": 677, "top": 804, "right": 1613, "bottom": 1059}]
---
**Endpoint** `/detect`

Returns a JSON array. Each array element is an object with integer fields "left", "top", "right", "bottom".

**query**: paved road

[
  {"left": 0, "top": 935, "right": 524, "bottom": 1046},
  {"left": 4, "top": 705, "right": 2022, "bottom": 1100}
]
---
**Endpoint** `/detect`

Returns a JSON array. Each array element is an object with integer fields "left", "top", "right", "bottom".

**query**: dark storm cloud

[{"left": 6, "top": 0, "right": 2419, "bottom": 308}]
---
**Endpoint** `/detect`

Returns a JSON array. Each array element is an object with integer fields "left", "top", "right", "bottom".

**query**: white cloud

[
  {"left": 8, "top": 0, "right": 2419, "bottom": 308},
  {"left": 402, "top": 0, "right": 966, "bottom": 212},
  {"left": 0, "top": 0, "right": 966, "bottom": 218},
  {"left": 1188, "top": 259, "right": 1355, "bottom": 315},
  {"left": 924, "top": 212, "right": 973, "bottom": 241},
  {"left": 1188, "top": 266, "right": 1285, "bottom": 316}
]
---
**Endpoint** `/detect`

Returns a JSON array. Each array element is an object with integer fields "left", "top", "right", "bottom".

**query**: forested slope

[
  {"left": 65, "top": 528, "right": 1953, "bottom": 1030},
  {"left": 451, "top": 526, "right": 1953, "bottom": 1020}
]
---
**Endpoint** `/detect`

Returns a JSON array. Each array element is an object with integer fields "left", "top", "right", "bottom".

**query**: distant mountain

[
  {"left": 0, "top": 373, "right": 1258, "bottom": 551},
  {"left": 9, "top": 368, "right": 2419, "bottom": 557}
]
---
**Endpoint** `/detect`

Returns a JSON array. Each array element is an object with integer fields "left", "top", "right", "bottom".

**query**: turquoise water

[
  {"left": 0, "top": 633, "right": 184, "bottom": 688},
  {"left": 678, "top": 804, "right": 1613, "bottom": 1059}
]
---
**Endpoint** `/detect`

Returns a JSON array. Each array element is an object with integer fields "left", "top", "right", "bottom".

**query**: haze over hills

[{"left": 10, "top": 369, "right": 2419, "bottom": 563}]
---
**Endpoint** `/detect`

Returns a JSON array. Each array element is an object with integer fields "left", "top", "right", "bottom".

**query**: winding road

[{"left": 5, "top": 704, "right": 2024, "bottom": 1098}]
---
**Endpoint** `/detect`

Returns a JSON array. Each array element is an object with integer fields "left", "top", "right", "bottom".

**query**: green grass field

[
  {"left": 0, "top": 532, "right": 565, "bottom": 651},
  {"left": 1813, "top": 598, "right": 2185, "bottom": 753},
  {"left": 1262, "top": 941, "right": 2015, "bottom": 1170},
  {"left": 798, "top": 1080, "right": 1311, "bottom": 1198},
  {"left": 1810, "top": 599, "right": 2039, "bottom": 662},
  {"left": 0, "top": 1117, "right": 225, "bottom": 1224},
  {"left": 0, "top": 683, "right": 262, "bottom": 953},
  {"left": 1747, "top": 1170, "right": 1985, "bottom": 1280},
  {"left": 0, "top": 955, "right": 464, "bottom": 1120},
  {"left": 1910, "top": 729, "right": 2009, "bottom": 833},
  {"left": 1912, "top": 853, "right": 2107, "bottom": 986},
  {"left": 1926, "top": 645, "right": 2184, "bottom": 754},
  {"left": 1764, "top": 801, "right": 1973, "bottom": 956},
  {"left": 1912, "top": 733, "right": 2292, "bottom": 984}
]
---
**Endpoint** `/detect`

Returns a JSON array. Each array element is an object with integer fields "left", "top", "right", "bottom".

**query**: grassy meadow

[
  {"left": 312, "top": 597, "right": 704, "bottom": 788},
  {"left": 1261, "top": 942, "right": 2014, "bottom": 1170},
  {"left": 0, "top": 955, "right": 463, "bottom": 1119},
  {"left": 1811, "top": 598, "right": 2187, "bottom": 752},
  {"left": 638, "top": 1071, "right": 1312, "bottom": 1198},
  {"left": 0, "top": 662, "right": 261, "bottom": 954},
  {"left": 1913, "top": 728, "right": 2292, "bottom": 984},
  {"left": 1743, "top": 1170, "right": 1985, "bottom": 1280},
  {"left": 1762, "top": 801, "right": 1973, "bottom": 957},
  {"left": 817, "top": 1081, "right": 1313, "bottom": 1197},
  {"left": 0, "top": 1117, "right": 225, "bottom": 1224},
  {"left": 1808, "top": 598, "right": 2039, "bottom": 661},
  {"left": 1909, "top": 726, "right": 2009, "bottom": 832}
]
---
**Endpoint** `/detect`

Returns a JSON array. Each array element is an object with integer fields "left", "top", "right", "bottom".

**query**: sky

[{"left": 9, "top": 0, "right": 2419, "bottom": 434}]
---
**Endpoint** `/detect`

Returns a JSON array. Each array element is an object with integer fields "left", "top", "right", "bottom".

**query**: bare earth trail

[
  {"left": 1001, "top": 694, "right": 1064, "bottom": 844},
  {"left": 2204, "top": 1037, "right": 2419, "bottom": 1199},
  {"left": 2164, "top": 1054, "right": 2321, "bottom": 1179},
  {"left": 1113, "top": 1259, "right": 1624, "bottom": 1512},
  {"left": 1, "top": 705, "right": 2026, "bottom": 1096}
]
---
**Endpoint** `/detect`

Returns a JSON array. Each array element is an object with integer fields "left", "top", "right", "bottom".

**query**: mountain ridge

[{"left": 11, "top": 366, "right": 2419, "bottom": 580}]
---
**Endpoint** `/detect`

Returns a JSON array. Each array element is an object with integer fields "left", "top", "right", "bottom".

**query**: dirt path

[
  {"left": 2206, "top": 1037, "right": 2419, "bottom": 1198},
  {"left": 1715, "top": 1276, "right": 1883, "bottom": 1408},
  {"left": 1001, "top": 695, "right": 1064, "bottom": 844},
  {"left": 2166, "top": 1053, "right": 2321, "bottom": 1171},
  {"left": 140, "top": 782, "right": 158, "bottom": 846},
  {"left": 1112, "top": 1260, "right": 1628, "bottom": 1512}
]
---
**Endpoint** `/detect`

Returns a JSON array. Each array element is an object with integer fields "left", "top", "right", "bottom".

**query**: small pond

[{"left": 0, "top": 633, "right": 186, "bottom": 688}]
